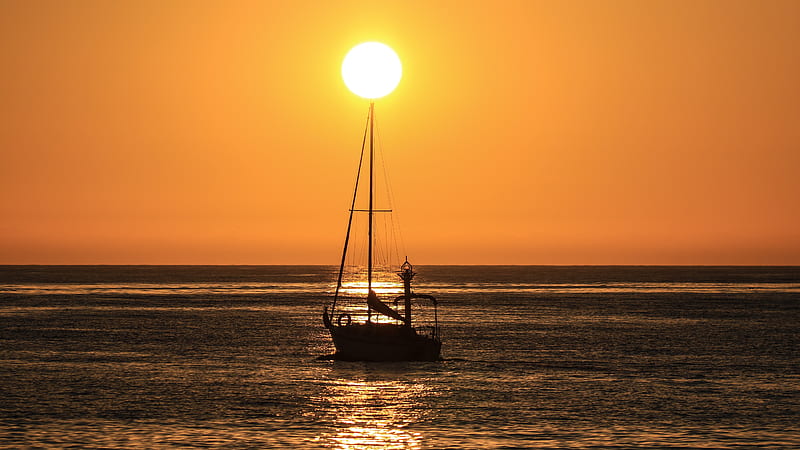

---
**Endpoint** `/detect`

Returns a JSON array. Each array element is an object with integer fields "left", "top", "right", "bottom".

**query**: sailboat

[{"left": 322, "top": 100, "right": 442, "bottom": 361}]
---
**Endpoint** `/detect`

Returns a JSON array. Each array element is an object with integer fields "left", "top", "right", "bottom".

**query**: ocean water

[{"left": 0, "top": 265, "right": 798, "bottom": 448}]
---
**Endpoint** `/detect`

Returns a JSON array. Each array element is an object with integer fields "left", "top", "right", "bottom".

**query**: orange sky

[{"left": 1, "top": 1, "right": 798, "bottom": 264}]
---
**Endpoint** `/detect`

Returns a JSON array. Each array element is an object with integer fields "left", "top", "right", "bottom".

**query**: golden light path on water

[
  {"left": 332, "top": 279, "right": 408, "bottom": 324},
  {"left": 311, "top": 374, "right": 427, "bottom": 449},
  {"left": 337, "top": 280, "right": 403, "bottom": 297},
  {"left": 2, "top": 282, "right": 797, "bottom": 297}
]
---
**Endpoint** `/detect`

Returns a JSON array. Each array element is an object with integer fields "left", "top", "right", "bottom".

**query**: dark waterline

[{"left": 1, "top": 266, "right": 798, "bottom": 448}]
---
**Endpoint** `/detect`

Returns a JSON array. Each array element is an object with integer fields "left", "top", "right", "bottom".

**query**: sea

[{"left": 0, "top": 265, "right": 798, "bottom": 448}]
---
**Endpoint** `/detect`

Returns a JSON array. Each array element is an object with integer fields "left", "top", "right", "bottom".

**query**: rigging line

[
  {"left": 373, "top": 112, "right": 407, "bottom": 262},
  {"left": 375, "top": 148, "right": 397, "bottom": 271},
  {"left": 332, "top": 107, "right": 370, "bottom": 314},
  {"left": 383, "top": 215, "right": 392, "bottom": 266},
  {"left": 375, "top": 112, "right": 404, "bottom": 262},
  {"left": 372, "top": 111, "right": 392, "bottom": 271},
  {"left": 347, "top": 215, "right": 367, "bottom": 293},
  {"left": 373, "top": 113, "right": 390, "bottom": 264},
  {"left": 377, "top": 218, "right": 389, "bottom": 268}
]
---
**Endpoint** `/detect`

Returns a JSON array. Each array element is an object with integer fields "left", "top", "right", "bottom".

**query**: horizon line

[{"left": 1, "top": 263, "right": 799, "bottom": 267}]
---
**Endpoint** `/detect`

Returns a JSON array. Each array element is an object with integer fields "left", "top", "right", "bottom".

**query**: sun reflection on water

[
  {"left": 335, "top": 280, "right": 403, "bottom": 296},
  {"left": 332, "top": 279, "right": 406, "bottom": 325},
  {"left": 312, "top": 371, "right": 429, "bottom": 449}
]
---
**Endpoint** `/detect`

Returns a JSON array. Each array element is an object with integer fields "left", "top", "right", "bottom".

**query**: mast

[{"left": 367, "top": 101, "right": 375, "bottom": 321}]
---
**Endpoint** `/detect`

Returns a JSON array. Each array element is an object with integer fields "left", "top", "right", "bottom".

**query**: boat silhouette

[{"left": 322, "top": 102, "right": 441, "bottom": 361}]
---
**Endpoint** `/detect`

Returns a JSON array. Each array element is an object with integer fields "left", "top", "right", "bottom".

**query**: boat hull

[{"left": 328, "top": 322, "right": 441, "bottom": 361}]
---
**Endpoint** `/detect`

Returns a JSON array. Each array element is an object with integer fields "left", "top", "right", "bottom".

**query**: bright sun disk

[{"left": 342, "top": 42, "right": 402, "bottom": 99}]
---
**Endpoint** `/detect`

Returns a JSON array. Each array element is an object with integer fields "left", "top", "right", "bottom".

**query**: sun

[{"left": 342, "top": 42, "right": 402, "bottom": 99}]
